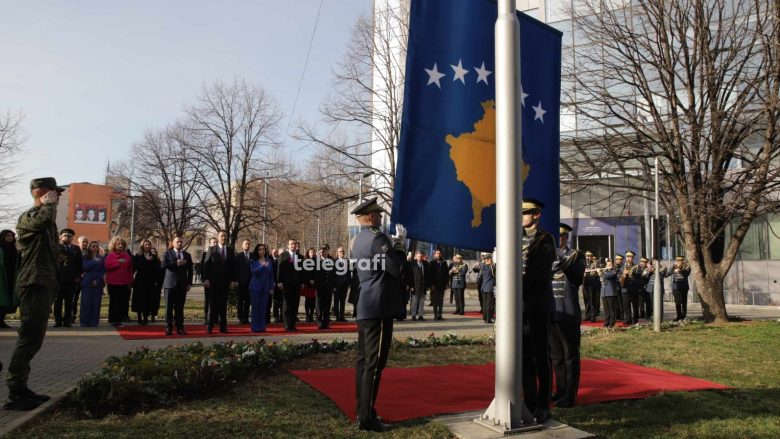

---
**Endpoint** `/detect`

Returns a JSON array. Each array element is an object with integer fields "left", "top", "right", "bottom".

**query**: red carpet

[
  {"left": 580, "top": 319, "right": 633, "bottom": 328},
  {"left": 115, "top": 321, "right": 358, "bottom": 340},
  {"left": 291, "top": 359, "right": 729, "bottom": 423}
]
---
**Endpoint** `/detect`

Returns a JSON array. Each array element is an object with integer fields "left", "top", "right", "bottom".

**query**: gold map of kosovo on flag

[
  {"left": 392, "top": 0, "right": 561, "bottom": 251},
  {"left": 446, "top": 100, "right": 531, "bottom": 227}
]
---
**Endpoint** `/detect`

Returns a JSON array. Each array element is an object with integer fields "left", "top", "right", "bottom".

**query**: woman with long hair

[
  {"left": 132, "top": 239, "right": 162, "bottom": 325},
  {"left": 301, "top": 247, "right": 318, "bottom": 322},
  {"left": 0, "top": 230, "right": 20, "bottom": 328},
  {"left": 248, "top": 244, "right": 275, "bottom": 332},
  {"left": 80, "top": 241, "right": 105, "bottom": 327},
  {"left": 104, "top": 237, "right": 134, "bottom": 326}
]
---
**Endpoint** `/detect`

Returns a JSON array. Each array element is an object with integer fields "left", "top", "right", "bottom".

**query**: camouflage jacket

[{"left": 16, "top": 203, "right": 60, "bottom": 290}]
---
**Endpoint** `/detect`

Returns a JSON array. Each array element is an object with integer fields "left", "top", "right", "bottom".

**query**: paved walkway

[{"left": 0, "top": 288, "right": 778, "bottom": 437}]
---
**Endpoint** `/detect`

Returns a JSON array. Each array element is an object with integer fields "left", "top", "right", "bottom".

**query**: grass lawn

[{"left": 16, "top": 321, "right": 780, "bottom": 438}]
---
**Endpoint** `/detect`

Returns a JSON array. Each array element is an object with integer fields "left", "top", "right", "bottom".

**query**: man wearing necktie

[
  {"left": 54, "top": 229, "right": 82, "bottom": 327},
  {"left": 202, "top": 230, "right": 237, "bottom": 333},
  {"left": 161, "top": 236, "right": 193, "bottom": 335},
  {"left": 235, "top": 239, "right": 253, "bottom": 325}
]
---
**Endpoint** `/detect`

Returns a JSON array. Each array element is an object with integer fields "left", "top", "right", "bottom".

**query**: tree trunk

[{"left": 692, "top": 270, "right": 729, "bottom": 323}]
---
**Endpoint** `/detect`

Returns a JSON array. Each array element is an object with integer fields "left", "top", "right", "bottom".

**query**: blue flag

[{"left": 392, "top": 0, "right": 562, "bottom": 251}]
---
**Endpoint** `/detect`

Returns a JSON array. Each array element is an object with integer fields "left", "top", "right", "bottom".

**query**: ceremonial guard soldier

[
  {"left": 613, "top": 254, "right": 624, "bottom": 317},
  {"left": 55, "top": 228, "right": 82, "bottom": 327},
  {"left": 521, "top": 198, "right": 556, "bottom": 423},
  {"left": 582, "top": 251, "right": 602, "bottom": 322},
  {"left": 350, "top": 197, "right": 407, "bottom": 433},
  {"left": 620, "top": 251, "right": 643, "bottom": 324},
  {"left": 600, "top": 259, "right": 620, "bottom": 328},
  {"left": 477, "top": 253, "right": 496, "bottom": 323},
  {"left": 671, "top": 256, "right": 691, "bottom": 321},
  {"left": 637, "top": 257, "right": 651, "bottom": 318},
  {"left": 449, "top": 254, "right": 468, "bottom": 315},
  {"left": 549, "top": 223, "right": 585, "bottom": 408}
]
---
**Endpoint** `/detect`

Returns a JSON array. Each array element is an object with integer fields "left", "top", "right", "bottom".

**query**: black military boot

[{"left": 3, "top": 389, "right": 45, "bottom": 411}]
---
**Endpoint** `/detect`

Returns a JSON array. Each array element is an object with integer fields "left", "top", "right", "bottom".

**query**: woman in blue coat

[
  {"left": 80, "top": 241, "right": 106, "bottom": 327},
  {"left": 600, "top": 259, "right": 619, "bottom": 328},
  {"left": 249, "top": 244, "right": 275, "bottom": 332}
]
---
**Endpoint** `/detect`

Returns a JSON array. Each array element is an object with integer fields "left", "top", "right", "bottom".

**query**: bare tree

[
  {"left": 561, "top": 0, "right": 780, "bottom": 322},
  {"left": 0, "top": 110, "right": 25, "bottom": 222},
  {"left": 185, "top": 78, "right": 283, "bottom": 246},
  {"left": 296, "top": 0, "right": 410, "bottom": 209},
  {"left": 126, "top": 124, "right": 204, "bottom": 247}
]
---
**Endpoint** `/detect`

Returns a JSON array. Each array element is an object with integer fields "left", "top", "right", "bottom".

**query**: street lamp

[{"left": 358, "top": 171, "right": 374, "bottom": 203}]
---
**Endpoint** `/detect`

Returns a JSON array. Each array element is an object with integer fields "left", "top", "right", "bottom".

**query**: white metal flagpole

[{"left": 476, "top": 0, "right": 538, "bottom": 433}]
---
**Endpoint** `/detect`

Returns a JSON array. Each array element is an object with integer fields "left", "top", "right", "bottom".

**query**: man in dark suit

[
  {"left": 201, "top": 230, "right": 237, "bottom": 334},
  {"left": 332, "top": 246, "right": 351, "bottom": 322},
  {"left": 428, "top": 249, "right": 450, "bottom": 320},
  {"left": 200, "top": 236, "right": 216, "bottom": 324},
  {"left": 54, "top": 229, "right": 82, "bottom": 328},
  {"left": 161, "top": 236, "right": 193, "bottom": 335},
  {"left": 277, "top": 239, "right": 303, "bottom": 331},
  {"left": 351, "top": 197, "right": 407, "bottom": 432},
  {"left": 409, "top": 251, "right": 430, "bottom": 321},
  {"left": 235, "top": 239, "right": 253, "bottom": 324},
  {"left": 521, "top": 198, "right": 557, "bottom": 423},
  {"left": 315, "top": 246, "right": 335, "bottom": 329}
]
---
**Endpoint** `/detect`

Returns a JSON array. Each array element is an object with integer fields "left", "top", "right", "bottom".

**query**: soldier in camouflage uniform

[{"left": 4, "top": 177, "right": 63, "bottom": 411}]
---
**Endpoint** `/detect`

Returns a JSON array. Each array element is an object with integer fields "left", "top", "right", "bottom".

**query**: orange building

[{"left": 57, "top": 182, "right": 118, "bottom": 243}]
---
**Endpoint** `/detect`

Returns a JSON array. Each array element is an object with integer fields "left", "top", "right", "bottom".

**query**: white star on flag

[
  {"left": 425, "top": 63, "right": 446, "bottom": 89},
  {"left": 521, "top": 84, "right": 529, "bottom": 107},
  {"left": 532, "top": 101, "right": 546, "bottom": 123},
  {"left": 474, "top": 62, "right": 492, "bottom": 85},
  {"left": 451, "top": 59, "right": 468, "bottom": 84}
]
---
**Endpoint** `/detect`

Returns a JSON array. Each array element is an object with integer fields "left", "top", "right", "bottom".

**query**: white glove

[{"left": 391, "top": 224, "right": 407, "bottom": 244}]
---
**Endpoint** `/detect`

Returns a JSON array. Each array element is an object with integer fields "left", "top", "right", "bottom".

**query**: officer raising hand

[{"left": 350, "top": 197, "right": 407, "bottom": 433}]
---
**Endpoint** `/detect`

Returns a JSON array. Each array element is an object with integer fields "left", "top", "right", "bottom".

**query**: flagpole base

[{"left": 475, "top": 397, "right": 542, "bottom": 435}]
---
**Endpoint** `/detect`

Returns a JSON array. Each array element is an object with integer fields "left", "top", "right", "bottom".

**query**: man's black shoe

[
  {"left": 177, "top": 329, "right": 187, "bottom": 335},
  {"left": 165, "top": 328, "right": 173, "bottom": 336},
  {"left": 555, "top": 399, "right": 575, "bottom": 408},
  {"left": 53, "top": 323, "right": 62, "bottom": 328},
  {"left": 533, "top": 408, "right": 551, "bottom": 424},
  {"left": 357, "top": 419, "right": 390, "bottom": 432},
  {"left": 3, "top": 394, "right": 44, "bottom": 411},
  {"left": 63, "top": 322, "right": 71, "bottom": 328},
  {"left": 207, "top": 326, "right": 213, "bottom": 334},
  {"left": 219, "top": 328, "right": 229, "bottom": 334}
]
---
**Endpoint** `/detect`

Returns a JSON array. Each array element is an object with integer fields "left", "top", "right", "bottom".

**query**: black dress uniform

[
  {"left": 671, "top": 257, "right": 691, "bottom": 320},
  {"left": 549, "top": 224, "right": 585, "bottom": 408},
  {"left": 55, "top": 229, "right": 83, "bottom": 327},
  {"left": 351, "top": 198, "right": 406, "bottom": 432},
  {"left": 582, "top": 253, "right": 602, "bottom": 322},
  {"left": 621, "top": 251, "right": 643, "bottom": 324},
  {"left": 521, "top": 199, "right": 556, "bottom": 422}
]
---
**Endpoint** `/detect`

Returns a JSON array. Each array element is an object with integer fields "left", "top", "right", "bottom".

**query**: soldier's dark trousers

[
  {"left": 355, "top": 317, "right": 393, "bottom": 425},
  {"left": 431, "top": 286, "right": 445, "bottom": 319},
  {"left": 621, "top": 293, "right": 636, "bottom": 324},
  {"left": 7, "top": 285, "right": 55, "bottom": 392},
  {"left": 208, "top": 286, "right": 229, "bottom": 331},
  {"left": 641, "top": 291, "right": 653, "bottom": 318},
  {"left": 236, "top": 285, "right": 250, "bottom": 324},
  {"left": 283, "top": 286, "right": 300, "bottom": 330},
  {"left": 316, "top": 287, "right": 333, "bottom": 327},
  {"left": 602, "top": 296, "right": 618, "bottom": 327},
  {"left": 203, "top": 287, "right": 211, "bottom": 324},
  {"left": 481, "top": 291, "right": 495, "bottom": 322},
  {"left": 673, "top": 289, "right": 688, "bottom": 320},
  {"left": 549, "top": 320, "right": 581, "bottom": 406},
  {"left": 477, "top": 287, "right": 484, "bottom": 313},
  {"left": 452, "top": 288, "right": 465, "bottom": 314},
  {"left": 333, "top": 285, "right": 348, "bottom": 320},
  {"left": 584, "top": 284, "right": 600, "bottom": 321},
  {"left": 72, "top": 284, "right": 81, "bottom": 320},
  {"left": 54, "top": 281, "right": 77, "bottom": 325},
  {"left": 164, "top": 286, "right": 187, "bottom": 331},
  {"left": 522, "top": 313, "right": 552, "bottom": 414},
  {"left": 582, "top": 286, "right": 591, "bottom": 318}
]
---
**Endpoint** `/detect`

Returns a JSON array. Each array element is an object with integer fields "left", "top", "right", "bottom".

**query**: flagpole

[{"left": 476, "top": 0, "right": 538, "bottom": 433}]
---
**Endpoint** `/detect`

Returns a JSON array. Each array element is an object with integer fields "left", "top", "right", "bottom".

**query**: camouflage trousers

[{"left": 6, "top": 284, "right": 55, "bottom": 392}]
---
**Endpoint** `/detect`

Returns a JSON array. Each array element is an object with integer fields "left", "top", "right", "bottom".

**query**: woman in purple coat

[{"left": 249, "top": 244, "right": 275, "bottom": 332}]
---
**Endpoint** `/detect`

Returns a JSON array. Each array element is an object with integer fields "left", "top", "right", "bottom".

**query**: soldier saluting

[
  {"left": 350, "top": 197, "right": 407, "bottom": 433},
  {"left": 5, "top": 177, "right": 64, "bottom": 411}
]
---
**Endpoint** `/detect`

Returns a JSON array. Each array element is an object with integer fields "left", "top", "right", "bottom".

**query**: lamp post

[
  {"left": 128, "top": 196, "right": 136, "bottom": 254},
  {"left": 316, "top": 215, "right": 321, "bottom": 250},
  {"left": 262, "top": 179, "right": 268, "bottom": 244},
  {"left": 358, "top": 171, "right": 374, "bottom": 203}
]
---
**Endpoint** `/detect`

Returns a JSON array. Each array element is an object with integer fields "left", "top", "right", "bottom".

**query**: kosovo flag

[{"left": 392, "top": 0, "right": 562, "bottom": 251}]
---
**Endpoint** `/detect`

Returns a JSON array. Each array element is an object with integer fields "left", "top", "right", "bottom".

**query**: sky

[{"left": 0, "top": 0, "right": 369, "bottom": 229}]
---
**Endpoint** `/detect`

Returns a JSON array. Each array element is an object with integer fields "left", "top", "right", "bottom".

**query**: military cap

[
  {"left": 559, "top": 223, "right": 573, "bottom": 235},
  {"left": 454, "top": 253, "right": 463, "bottom": 259},
  {"left": 60, "top": 228, "right": 75, "bottom": 236},
  {"left": 615, "top": 254, "right": 624, "bottom": 260},
  {"left": 625, "top": 250, "right": 636, "bottom": 257},
  {"left": 585, "top": 251, "right": 594, "bottom": 256},
  {"left": 30, "top": 177, "right": 65, "bottom": 193},
  {"left": 640, "top": 257, "right": 649, "bottom": 262},
  {"left": 480, "top": 252, "right": 493, "bottom": 260},
  {"left": 675, "top": 256, "right": 685, "bottom": 261},
  {"left": 522, "top": 198, "right": 545, "bottom": 213},
  {"left": 350, "top": 197, "right": 386, "bottom": 215}
]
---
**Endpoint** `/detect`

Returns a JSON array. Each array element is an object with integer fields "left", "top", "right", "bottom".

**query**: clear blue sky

[{"left": 0, "top": 0, "right": 369, "bottom": 229}]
